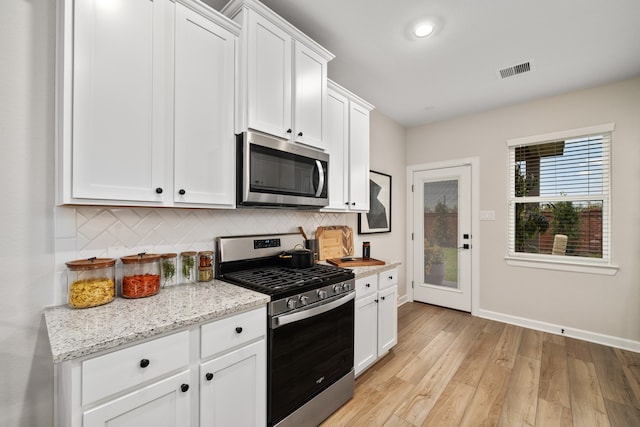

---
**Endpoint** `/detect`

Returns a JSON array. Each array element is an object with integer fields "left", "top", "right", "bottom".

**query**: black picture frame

[{"left": 358, "top": 170, "right": 392, "bottom": 234}]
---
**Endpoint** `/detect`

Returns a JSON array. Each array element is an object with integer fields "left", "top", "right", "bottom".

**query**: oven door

[
  {"left": 268, "top": 293, "right": 354, "bottom": 426},
  {"left": 237, "top": 131, "right": 329, "bottom": 208}
]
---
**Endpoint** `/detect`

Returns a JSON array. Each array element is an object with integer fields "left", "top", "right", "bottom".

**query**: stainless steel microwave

[{"left": 236, "top": 131, "right": 329, "bottom": 208}]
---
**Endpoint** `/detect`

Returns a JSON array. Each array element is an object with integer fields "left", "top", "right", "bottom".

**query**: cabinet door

[
  {"left": 247, "top": 12, "right": 292, "bottom": 140},
  {"left": 83, "top": 370, "right": 191, "bottom": 427},
  {"left": 324, "top": 88, "right": 349, "bottom": 210},
  {"left": 72, "top": 0, "right": 167, "bottom": 202},
  {"left": 174, "top": 3, "right": 236, "bottom": 206},
  {"left": 377, "top": 286, "right": 398, "bottom": 356},
  {"left": 348, "top": 101, "right": 371, "bottom": 211},
  {"left": 354, "top": 293, "right": 378, "bottom": 376},
  {"left": 200, "top": 340, "right": 266, "bottom": 427},
  {"left": 294, "top": 42, "right": 328, "bottom": 150}
]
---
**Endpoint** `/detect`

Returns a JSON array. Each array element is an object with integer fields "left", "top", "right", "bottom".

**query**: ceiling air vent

[{"left": 498, "top": 61, "right": 532, "bottom": 79}]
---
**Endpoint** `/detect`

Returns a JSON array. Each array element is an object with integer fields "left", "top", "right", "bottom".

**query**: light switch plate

[{"left": 480, "top": 210, "right": 496, "bottom": 221}]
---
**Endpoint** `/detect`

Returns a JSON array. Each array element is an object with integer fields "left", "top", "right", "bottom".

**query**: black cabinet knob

[
  {"left": 205, "top": 373, "right": 214, "bottom": 381},
  {"left": 180, "top": 384, "right": 189, "bottom": 393},
  {"left": 235, "top": 327, "right": 243, "bottom": 334},
  {"left": 366, "top": 283, "right": 370, "bottom": 288},
  {"left": 374, "top": 299, "right": 379, "bottom": 303},
  {"left": 155, "top": 187, "right": 163, "bottom": 194},
  {"left": 286, "top": 128, "right": 292, "bottom": 133},
  {"left": 297, "top": 131, "right": 303, "bottom": 137},
  {"left": 381, "top": 296, "right": 386, "bottom": 301},
  {"left": 178, "top": 189, "right": 186, "bottom": 195},
  {"left": 139, "top": 358, "right": 150, "bottom": 368},
  {"left": 351, "top": 202, "right": 356, "bottom": 205},
  {"left": 388, "top": 276, "right": 393, "bottom": 280}
]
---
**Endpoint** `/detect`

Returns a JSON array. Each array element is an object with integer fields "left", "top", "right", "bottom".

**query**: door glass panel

[{"left": 423, "top": 180, "right": 459, "bottom": 288}]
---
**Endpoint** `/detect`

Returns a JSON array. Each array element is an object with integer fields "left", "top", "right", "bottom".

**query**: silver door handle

[{"left": 314, "top": 160, "right": 325, "bottom": 197}]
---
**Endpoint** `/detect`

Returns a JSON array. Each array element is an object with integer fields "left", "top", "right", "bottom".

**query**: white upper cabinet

[
  {"left": 293, "top": 42, "right": 328, "bottom": 148},
  {"left": 174, "top": 3, "right": 236, "bottom": 207},
  {"left": 224, "top": 0, "right": 334, "bottom": 151},
  {"left": 324, "top": 80, "right": 374, "bottom": 212},
  {"left": 67, "top": 0, "right": 168, "bottom": 203},
  {"left": 57, "top": 0, "right": 239, "bottom": 208}
]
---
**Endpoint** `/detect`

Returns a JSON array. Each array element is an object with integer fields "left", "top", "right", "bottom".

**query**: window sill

[{"left": 504, "top": 255, "right": 619, "bottom": 276}]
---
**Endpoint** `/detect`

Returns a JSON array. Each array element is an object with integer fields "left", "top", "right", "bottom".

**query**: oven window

[
  {"left": 250, "top": 144, "right": 325, "bottom": 197},
  {"left": 268, "top": 299, "right": 354, "bottom": 425}
]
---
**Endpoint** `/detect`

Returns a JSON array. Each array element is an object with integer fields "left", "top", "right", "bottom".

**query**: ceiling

[{"left": 205, "top": 0, "right": 640, "bottom": 128}]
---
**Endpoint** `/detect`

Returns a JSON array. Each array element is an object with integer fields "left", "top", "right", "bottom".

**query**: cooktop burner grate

[{"left": 222, "top": 264, "right": 353, "bottom": 296}]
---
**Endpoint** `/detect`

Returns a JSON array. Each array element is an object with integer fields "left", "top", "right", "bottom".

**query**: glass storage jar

[
  {"left": 197, "top": 251, "right": 213, "bottom": 282},
  {"left": 120, "top": 253, "right": 161, "bottom": 298},
  {"left": 180, "top": 251, "right": 197, "bottom": 284},
  {"left": 160, "top": 253, "right": 177, "bottom": 287},
  {"left": 65, "top": 257, "right": 116, "bottom": 308}
]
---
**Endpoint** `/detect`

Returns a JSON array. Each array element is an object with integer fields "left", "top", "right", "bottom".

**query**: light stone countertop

[
  {"left": 44, "top": 280, "right": 269, "bottom": 363},
  {"left": 348, "top": 261, "right": 402, "bottom": 279}
]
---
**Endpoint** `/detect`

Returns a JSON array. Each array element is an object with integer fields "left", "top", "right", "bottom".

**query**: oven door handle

[{"left": 271, "top": 292, "right": 354, "bottom": 329}]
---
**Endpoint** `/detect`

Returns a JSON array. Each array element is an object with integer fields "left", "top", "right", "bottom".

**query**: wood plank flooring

[{"left": 321, "top": 302, "right": 640, "bottom": 426}]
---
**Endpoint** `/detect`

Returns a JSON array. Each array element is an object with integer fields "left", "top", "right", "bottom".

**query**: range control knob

[
  {"left": 317, "top": 290, "right": 328, "bottom": 299},
  {"left": 332, "top": 284, "right": 341, "bottom": 293},
  {"left": 286, "top": 299, "right": 297, "bottom": 309},
  {"left": 299, "top": 295, "right": 309, "bottom": 306},
  {"left": 342, "top": 282, "right": 352, "bottom": 292}
]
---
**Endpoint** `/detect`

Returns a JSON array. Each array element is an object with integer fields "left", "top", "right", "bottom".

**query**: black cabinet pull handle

[
  {"left": 205, "top": 373, "right": 214, "bottom": 381},
  {"left": 298, "top": 131, "right": 303, "bottom": 137},
  {"left": 178, "top": 189, "right": 186, "bottom": 195},
  {"left": 235, "top": 327, "right": 243, "bottom": 334},
  {"left": 139, "top": 359, "right": 150, "bottom": 368},
  {"left": 181, "top": 384, "right": 189, "bottom": 393},
  {"left": 155, "top": 187, "right": 163, "bottom": 194}
]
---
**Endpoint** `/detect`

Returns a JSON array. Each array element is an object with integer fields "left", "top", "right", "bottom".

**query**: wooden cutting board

[
  {"left": 316, "top": 226, "right": 353, "bottom": 260},
  {"left": 326, "top": 257, "right": 386, "bottom": 267}
]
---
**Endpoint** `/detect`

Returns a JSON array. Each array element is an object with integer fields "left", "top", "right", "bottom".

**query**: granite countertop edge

[
  {"left": 348, "top": 261, "right": 402, "bottom": 279},
  {"left": 44, "top": 281, "right": 270, "bottom": 363}
]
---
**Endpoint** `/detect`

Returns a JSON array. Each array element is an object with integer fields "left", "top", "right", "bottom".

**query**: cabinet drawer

[
  {"left": 201, "top": 307, "right": 266, "bottom": 359},
  {"left": 82, "top": 331, "right": 190, "bottom": 405},
  {"left": 378, "top": 268, "right": 398, "bottom": 290},
  {"left": 355, "top": 275, "right": 378, "bottom": 299}
]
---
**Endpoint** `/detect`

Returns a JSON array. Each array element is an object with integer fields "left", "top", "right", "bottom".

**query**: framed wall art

[{"left": 358, "top": 170, "right": 392, "bottom": 234}]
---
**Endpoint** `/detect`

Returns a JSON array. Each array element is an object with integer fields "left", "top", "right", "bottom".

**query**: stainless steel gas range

[{"left": 215, "top": 233, "right": 355, "bottom": 427}]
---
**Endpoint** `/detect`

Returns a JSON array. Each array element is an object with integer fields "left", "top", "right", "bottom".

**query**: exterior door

[{"left": 412, "top": 165, "right": 472, "bottom": 311}]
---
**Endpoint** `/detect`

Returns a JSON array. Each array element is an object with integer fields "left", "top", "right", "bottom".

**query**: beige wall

[
  {"left": 368, "top": 110, "right": 408, "bottom": 297},
  {"left": 407, "top": 76, "right": 640, "bottom": 345}
]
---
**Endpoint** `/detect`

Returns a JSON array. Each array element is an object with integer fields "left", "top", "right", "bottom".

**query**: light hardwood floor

[{"left": 322, "top": 302, "right": 640, "bottom": 426}]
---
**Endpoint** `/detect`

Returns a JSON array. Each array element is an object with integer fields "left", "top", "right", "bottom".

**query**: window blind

[{"left": 508, "top": 126, "right": 611, "bottom": 261}]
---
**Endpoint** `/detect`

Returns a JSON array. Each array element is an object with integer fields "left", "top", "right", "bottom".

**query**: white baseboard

[
  {"left": 477, "top": 309, "right": 640, "bottom": 353},
  {"left": 397, "top": 294, "right": 409, "bottom": 306}
]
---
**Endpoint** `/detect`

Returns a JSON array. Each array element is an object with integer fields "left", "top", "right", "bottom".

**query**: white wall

[
  {"left": 1, "top": 0, "right": 56, "bottom": 425},
  {"left": 407, "top": 76, "right": 640, "bottom": 347}
]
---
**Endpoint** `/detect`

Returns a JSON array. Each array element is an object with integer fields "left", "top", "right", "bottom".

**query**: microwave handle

[{"left": 314, "top": 160, "right": 325, "bottom": 197}]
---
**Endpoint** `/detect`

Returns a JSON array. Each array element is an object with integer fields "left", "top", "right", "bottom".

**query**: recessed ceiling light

[{"left": 414, "top": 23, "right": 434, "bottom": 38}]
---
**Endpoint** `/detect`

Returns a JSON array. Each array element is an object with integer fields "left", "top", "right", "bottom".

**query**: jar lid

[
  {"left": 198, "top": 251, "right": 214, "bottom": 256},
  {"left": 66, "top": 257, "right": 116, "bottom": 270},
  {"left": 160, "top": 253, "right": 177, "bottom": 259},
  {"left": 120, "top": 253, "right": 161, "bottom": 264},
  {"left": 181, "top": 251, "right": 197, "bottom": 256}
]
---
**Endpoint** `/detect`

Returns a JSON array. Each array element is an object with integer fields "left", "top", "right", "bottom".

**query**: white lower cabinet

[
  {"left": 354, "top": 268, "right": 398, "bottom": 376},
  {"left": 200, "top": 340, "right": 266, "bottom": 426},
  {"left": 55, "top": 307, "right": 266, "bottom": 427},
  {"left": 83, "top": 370, "right": 191, "bottom": 427}
]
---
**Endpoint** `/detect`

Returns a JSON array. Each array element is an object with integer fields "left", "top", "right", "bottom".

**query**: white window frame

[{"left": 505, "top": 123, "right": 618, "bottom": 275}]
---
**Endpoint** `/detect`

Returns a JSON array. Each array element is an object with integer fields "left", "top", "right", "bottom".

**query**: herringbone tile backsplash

[{"left": 53, "top": 206, "right": 356, "bottom": 304}]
